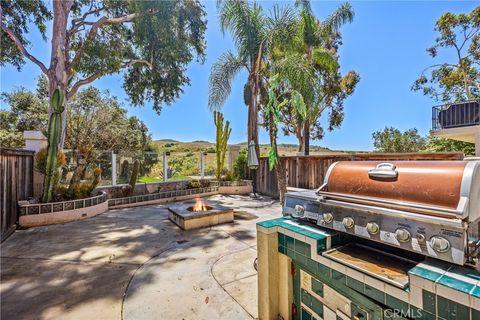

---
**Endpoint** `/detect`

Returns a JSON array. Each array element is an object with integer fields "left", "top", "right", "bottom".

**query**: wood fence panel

[
  {"left": 1, "top": 148, "right": 34, "bottom": 242},
  {"left": 255, "top": 152, "right": 464, "bottom": 197}
]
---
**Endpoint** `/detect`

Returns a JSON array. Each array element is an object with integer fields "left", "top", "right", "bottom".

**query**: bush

[
  {"left": 223, "top": 170, "right": 236, "bottom": 181},
  {"left": 35, "top": 147, "right": 66, "bottom": 174},
  {"left": 187, "top": 180, "right": 202, "bottom": 189},
  {"left": 206, "top": 147, "right": 216, "bottom": 153},
  {"left": 187, "top": 179, "right": 210, "bottom": 189},
  {"left": 233, "top": 150, "right": 247, "bottom": 179}
]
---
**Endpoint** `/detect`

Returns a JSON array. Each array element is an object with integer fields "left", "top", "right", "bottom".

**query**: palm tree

[
  {"left": 291, "top": 2, "right": 356, "bottom": 155},
  {"left": 209, "top": 0, "right": 265, "bottom": 157},
  {"left": 209, "top": 0, "right": 298, "bottom": 153},
  {"left": 260, "top": 2, "right": 354, "bottom": 202}
]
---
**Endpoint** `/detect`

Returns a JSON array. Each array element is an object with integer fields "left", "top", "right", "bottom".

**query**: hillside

[{"left": 152, "top": 139, "right": 337, "bottom": 156}]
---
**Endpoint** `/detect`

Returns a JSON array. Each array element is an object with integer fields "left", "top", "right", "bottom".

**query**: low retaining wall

[
  {"left": 108, "top": 187, "right": 219, "bottom": 209},
  {"left": 17, "top": 180, "right": 253, "bottom": 228},
  {"left": 18, "top": 192, "right": 108, "bottom": 227},
  {"left": 97, "top": 180, "right": 191, "bottom": 198}
]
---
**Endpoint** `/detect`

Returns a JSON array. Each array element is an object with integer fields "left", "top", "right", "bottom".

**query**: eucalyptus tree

[
  {"left": 412, "top": 6, "right": 480, "bottom": 102},
  {"left": 279, "top": 2, "right": 360, "bottom": 155},
  {"left": 1, "top": 0, "right": 207, "bottom": 147}
]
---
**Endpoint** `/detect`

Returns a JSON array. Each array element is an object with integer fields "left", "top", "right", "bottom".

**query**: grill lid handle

[{"left": 368, "top": 163, "right": 398, "bottom": 180}]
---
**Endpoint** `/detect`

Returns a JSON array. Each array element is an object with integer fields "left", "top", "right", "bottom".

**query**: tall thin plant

[
  {"left": 214, "top": 111, "right": 232, "bottom": 180},
  {"left": 42, "top": 88, "right": 64, "bottom": 203}
]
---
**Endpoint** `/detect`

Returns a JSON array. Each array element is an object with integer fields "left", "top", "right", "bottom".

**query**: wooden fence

[
  {"left": 1, "top": 148, "right": 34, "bottom": 242},
  {"left": 254, "top": 152, "right": 464, "bottom": 197}
]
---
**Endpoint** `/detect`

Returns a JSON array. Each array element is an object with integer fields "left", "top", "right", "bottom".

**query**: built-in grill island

[
  {"left": 284, "top": 160, "right": 480, "bottom": 267},
  {"left": 257, "top": 160, "right": 480, "bottom": 320}
]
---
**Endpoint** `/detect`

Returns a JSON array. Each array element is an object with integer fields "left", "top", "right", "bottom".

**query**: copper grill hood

[{"left": 316, "top": 161, "right": 480, "bottom": 220}]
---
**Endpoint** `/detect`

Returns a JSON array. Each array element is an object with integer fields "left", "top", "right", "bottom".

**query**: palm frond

[
  {"left": 218, "top": 0, "right": 265, "bottom": 60},
  {"left": 271, "top": 53, "right": 316, "bottom": 104},
  {"left": 312, "top": 48, "right": 338, "bottom": 73},
  {"left": 294, "top": 0, "right": 313, "bottom": 15},
  {"left": 322, "top": 2, "right": 354, "bottom": 33},
  {"left": 265, "top": 4, "right": 300, "bottom": 52},
  {"left": 208, "top": 51, "right": 245, "bottom": 110}
]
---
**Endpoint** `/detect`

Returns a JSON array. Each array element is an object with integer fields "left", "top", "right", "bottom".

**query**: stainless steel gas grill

[{"left": 284, "top": 160, "right": 480, "bottom": 266}]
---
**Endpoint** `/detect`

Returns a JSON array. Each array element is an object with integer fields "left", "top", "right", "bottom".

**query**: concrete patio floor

[{"left": 1, "top": 194, "right": 281, "bottom": 320}]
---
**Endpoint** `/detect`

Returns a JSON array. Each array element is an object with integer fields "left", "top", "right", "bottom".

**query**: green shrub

[
  {"left": 233, "top": 150, "right": 247, "bottom": 179},
  {"left": 187, "top": 180, "right": 202, "bottom": 189}
]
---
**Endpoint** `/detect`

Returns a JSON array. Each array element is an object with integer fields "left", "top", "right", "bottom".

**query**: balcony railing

[{"left": 432, "top": 100, "right": 479, "bottom": 131}]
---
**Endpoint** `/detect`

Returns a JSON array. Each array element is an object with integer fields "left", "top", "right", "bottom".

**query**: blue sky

[{"left": 1, "top": 1, "right": 478, "bottom": 151}]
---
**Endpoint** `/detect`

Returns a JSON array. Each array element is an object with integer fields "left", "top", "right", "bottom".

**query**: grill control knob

[
  {"left": 395, "top": 228, "right": 411, "bottom": 242},
  {"left": 293, "top": 205, "right": 305, "bottom": 218},
  {"left": 323, "top": 213, "right": 334, "bottom": 223},
  {"left": 342, "top": 217, "right": 355, "bottom": 229},
  {"left": 416, "top": 233, "right": 426, "bottom": 244},
  {"left": 366, "top": 222, "right": 380, "bottom": 235},
  {"left": 430, "top": 236, "right": 450, "bottom": 253}
]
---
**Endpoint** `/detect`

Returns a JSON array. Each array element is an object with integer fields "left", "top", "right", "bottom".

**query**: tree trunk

[
  {"left": 303, "top": 121, "right": 310, "bottom": 156},
  {"left": 248, "top": 79, "right": 260, "bottom": 157},
  {"left": 275, "top": 158, "right": 287, "bottom": 205},
  {"left": 49, "top": 0, "right": 73, "bottom": 149},
  {"left": 296, "top": 125, "right": 304, "bottom": 153},
  {"left": 268, "top": 113, "right": 287, "bottom": 204}
]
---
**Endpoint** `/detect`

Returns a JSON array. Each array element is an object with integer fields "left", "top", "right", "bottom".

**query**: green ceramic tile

[
  {"left": 301, "top": 289, "right": 312, "bottom": 307},
  {"left": 278, "top": 233, "right": 286, "bottom": 247},
  {"left": 437, "top": 296, "right": 470, "bottom": 320},
  {"left": 347, "top": 276, "right": 365, "bottom": 294},
  {"left": 295, "top": 239, "right": 306, "bottom": 255},
  {"left": 438, "top": 274, "right": 476, "bottom": 294},
  {"left": 301, "top": 307, "right": 312, "bottom": 320},
  {"left": 472, "top": 286, "right": 480, "bottom": 298},
  {"left": 365, "top": 284, "right": 385, "bottom": 304},
  {"left": 422, "top": 289, "right": 436, "bottom": 315},
  {"left": 311, "top": 297, "right": 323, "bottom": 317},
  {"left": 311, "top": 278, "right": 324, "bottom": 297},
  {"left": 447, "top": 265, "right": 480, "bottom": 282},
  {"left": 351, "top": 304, "right": 368, "bottom": 320},
  {"left": 472, "top": 309, "right": 480, "bottom": 320},
  {"left": 305, "top": 258, "right": 317, "bottom": 275},
  {"left": 317, "top": 242, "right": 328, "bottom": 255},
  {"left": 256, "top": 219, "right": 277, "bottom": 228},
  {"left": 409, "top": 266, "right": 444, "bottom": 282},
  {"left": 286, "top": 235, "right": 295, "bottom": 250},
  {"left": 305, "top": 243, "right": 311, "bottom": 258},
  {"left": 331, "top": 270, "right": 346, "bottom": 284},
  {"left": 294, "top": 252, "right": 306, "bottom": 266},
  {"left": 317, "top": 263, "right": 330, "bottom": 277},
  {"left": 386, "top": 294, "right": 409, "bottom": 314},
  {"left": 278, "top": 245, "right": 286, "bottom": 255},
  {"left": 408, "top": 306, "right": 434, "bottom": 320},
  {"left": 286, "top": 248, "right": 295, "bottom": 259}
]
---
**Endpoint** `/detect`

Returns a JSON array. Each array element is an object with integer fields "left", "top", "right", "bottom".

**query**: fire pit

[{"left": 168, "top": 198, "right": 234, "bottom": 230}]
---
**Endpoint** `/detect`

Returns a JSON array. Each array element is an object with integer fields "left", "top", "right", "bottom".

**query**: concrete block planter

[
  {"left": 217, "top": 180, "right": 253, "bottom": 195},
  {"left": 18, "top": 192, "right": 108, "bottom": 227},
  {"left": 16, "top": 179, "right": 253, "bottom": 228}
]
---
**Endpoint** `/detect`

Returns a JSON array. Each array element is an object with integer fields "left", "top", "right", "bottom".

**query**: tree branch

[
  {"left": 68, "top": 6, "right": 106, "bottom": 35},
  {"left": 123, "top": 59, "right": 153, "bottom": 69},
  {"left": 69, "top": 12, "right": 138, "bottom": 79},
  {"left": 1, "top": 19, "right": 49, "bottom": 75},
  {"left": 67, "top": 72, "right": 104, "bottom": 99}
]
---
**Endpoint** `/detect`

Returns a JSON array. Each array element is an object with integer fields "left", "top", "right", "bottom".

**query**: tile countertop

[{"left": 257, "top": 216, "right": 480, "bottom": 320}]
